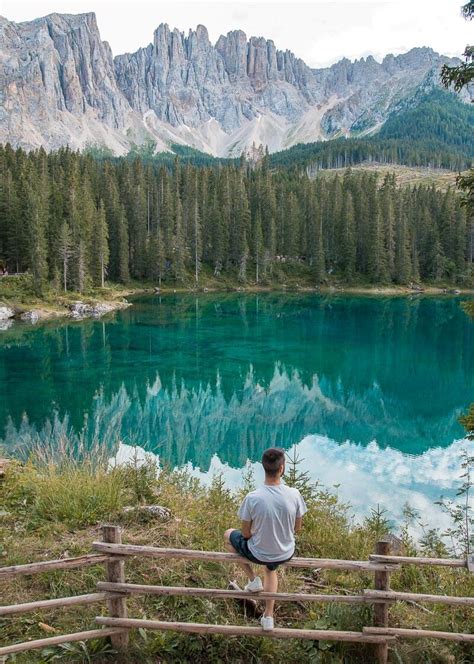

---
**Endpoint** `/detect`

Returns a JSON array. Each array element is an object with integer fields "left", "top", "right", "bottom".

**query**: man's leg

[
  {"left": 263, "top": 567, "right": 278, "bottom": 617},
  {"left": 224, "top": 528, "right": 256, "bottom": 581}
]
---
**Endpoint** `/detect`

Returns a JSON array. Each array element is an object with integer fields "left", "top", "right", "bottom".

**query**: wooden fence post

[
  {"left": 102, "top": 525, "right": 129, "bottom": 649},
  {"left": 373, "top": 539, "right": 391, "bottom": 664}
]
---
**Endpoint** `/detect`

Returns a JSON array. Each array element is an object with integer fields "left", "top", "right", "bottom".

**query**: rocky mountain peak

[{"left": 0, "top": 11, "right": 464, "bottom": 157}]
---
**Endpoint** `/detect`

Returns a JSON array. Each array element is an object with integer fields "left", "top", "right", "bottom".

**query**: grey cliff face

[
  {"left": 0, "top": 12, "right": 463, "bottom": 156},
  {"left": 0, "top": 12, "right": 131, "bottom": 151},
  {"left": 114, "top": 24, "right": 320, "bottom": 132}
]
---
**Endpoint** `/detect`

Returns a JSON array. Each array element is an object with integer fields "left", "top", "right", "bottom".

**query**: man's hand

[
  {"left": 295, "top": 516, "right": 303, "bottom": 533},
  {"left": 241, "top": 520, "right": 252, "bottom": 539}
]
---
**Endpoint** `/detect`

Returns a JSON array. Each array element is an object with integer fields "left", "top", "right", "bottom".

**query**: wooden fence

[{"left": 1, "top": 526, "right": 473, "bottom": 663}]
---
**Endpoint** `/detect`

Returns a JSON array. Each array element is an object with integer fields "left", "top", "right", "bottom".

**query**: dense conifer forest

[{"left": 0, "top": 143, "right": 472, "bottom": 294}]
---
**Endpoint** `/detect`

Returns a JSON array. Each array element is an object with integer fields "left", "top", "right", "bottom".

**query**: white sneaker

[
  {"left": 260, "top": 615, "right": 274, "bottom": 631},
  {"left": 244, "top": 576, "right": 263, "bottom": 592}
]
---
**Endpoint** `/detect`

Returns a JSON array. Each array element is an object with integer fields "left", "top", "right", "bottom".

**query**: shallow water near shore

[{"left": 1, "top": 293, "right": 473, "bottom": 524}]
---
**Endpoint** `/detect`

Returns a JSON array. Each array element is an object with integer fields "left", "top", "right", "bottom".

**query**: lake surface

[{"left": 1, "top": 294, "right": 473, "bottom": 524}]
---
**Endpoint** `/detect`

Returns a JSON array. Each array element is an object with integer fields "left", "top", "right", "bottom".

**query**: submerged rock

[{"left": 0, "top": 319, "right": 13, "bottom": 331}]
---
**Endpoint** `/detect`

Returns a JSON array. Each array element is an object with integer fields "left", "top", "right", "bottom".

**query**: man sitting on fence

[{"left": 224, "top": 447, "right": 307, "bottom": 631}]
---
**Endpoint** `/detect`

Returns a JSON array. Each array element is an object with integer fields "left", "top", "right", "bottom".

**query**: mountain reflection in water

[{"left": 1, "top": 294, "right": 473, "bottom": 486}]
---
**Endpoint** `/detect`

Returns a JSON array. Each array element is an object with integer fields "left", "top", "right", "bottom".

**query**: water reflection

[
  {"left": 1, "top": 295, "right": 472, "bottom": 459},
  {"left": 162, "top": 436, "right": 471, "bottom": 529},
  {"left": 3, "top": 364, "right": 472, "bottom": 473}
]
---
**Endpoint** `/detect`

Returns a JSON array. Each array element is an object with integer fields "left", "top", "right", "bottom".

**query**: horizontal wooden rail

[
  {"left": 0, "top": 592, "right": 110, "bottom": 617},
  {"left": 369, "top": 554, "right": 466, "bottom": 569},
  {"left": 2, "top": 532, "right": 471, "bottom": 659},
  {"left": 97, "top": 581, "right": 385, "bottom": 604},
  {"left": 364, "top": 626, "right": 474, "bottom": 643},
  {"left": 0, "top": 628, "right": 128, "bottom": 657},
  {"left": 96, "top": 616, "right": 394, "bottom": 643},
  {"left": 363, "top": 589, "right": 474, "bottom": 607},
  {"left": 0, "top": 553, "right": 114, "bottom": 578},
  {"left": 92, "top": 542, "right": 398, "bottom": 572}
]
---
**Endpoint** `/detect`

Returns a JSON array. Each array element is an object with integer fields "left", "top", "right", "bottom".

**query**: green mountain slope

[
  {"left": 379, "top": 89, "right": 474, "bottom": 150},
  {"left": 269, "top": 89, "right": 473, "bottom": 172}
]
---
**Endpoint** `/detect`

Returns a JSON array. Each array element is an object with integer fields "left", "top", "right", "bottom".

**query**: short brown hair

[{"left": 262, "top": 447, "right": 285, "bottom": 476}]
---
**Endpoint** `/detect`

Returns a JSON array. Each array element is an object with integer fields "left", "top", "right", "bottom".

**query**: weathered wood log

[
  {"left": 364, "top": 626, "right": 474, "bottom": 643},
  {"left": 96, "top": 616, "right": 394, "bottom": 643},
  {"left": 102, "top": 525, "right": 129, "bottom": 650},
  {"left": 0, "top": 592, "right": 110, "bottom": 616},
  {"left": 363, "top": 589, "right": 474, "bottom": 606},
  {"left": 0, "top": 554, "right": 114, "bottom": 578},
  {"left": 374, "top": 539, "right": 391, "bottom": 664},
  {"left": 0, "top": 628, "right": 128, "bottom": 656},
  {"left": 97, "top": 581, "right": 384, "bottom": 604},
  {"left": 92, "top": 542, "right": 398, "bottom": 572},
  {"left": 369, "top": 554, "right": 466, "bottom": 568}
]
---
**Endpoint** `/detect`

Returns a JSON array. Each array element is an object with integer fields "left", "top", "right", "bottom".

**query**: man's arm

[
  {"left": 241, "top": 519, "right": 252, "bottom": 539},
  {"left": 294, "top": 516, "right": 303, "bottom": 533}
]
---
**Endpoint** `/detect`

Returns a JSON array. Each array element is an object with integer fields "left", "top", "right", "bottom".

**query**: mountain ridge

[{"left": 0, "top": 11, "right": 466, "bottom": 157}]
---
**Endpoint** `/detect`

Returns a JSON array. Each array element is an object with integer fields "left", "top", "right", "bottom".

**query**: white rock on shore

[
  {"left": 122, "top": 505, "right": 172, "bottom": 521},
  {"left": 69, "top": 300, "right": 130, "bottom": 319},
  {"left": 0, "top": 306, "right": 14, "bottom": 320},
  {"left": 20, "top": 310, "right": 39, "bottom": 323}
]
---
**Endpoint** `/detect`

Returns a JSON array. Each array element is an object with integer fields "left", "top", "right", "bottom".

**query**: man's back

[{"left": 239, "top": 483, "right": 307, "bottom": 562}]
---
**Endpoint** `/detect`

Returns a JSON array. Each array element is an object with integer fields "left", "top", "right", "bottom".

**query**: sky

[{"left": 1, "top": 0, "right": 471, "bottom": 68}]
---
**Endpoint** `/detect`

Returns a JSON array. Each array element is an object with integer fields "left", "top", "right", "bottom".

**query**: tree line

[{"left": 0, "top": 144, "right": 472, "bottom": 294}]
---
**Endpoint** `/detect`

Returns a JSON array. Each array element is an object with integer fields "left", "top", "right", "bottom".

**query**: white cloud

[{"left": 113, "top": 435, "right": 474, "bottom": 534}]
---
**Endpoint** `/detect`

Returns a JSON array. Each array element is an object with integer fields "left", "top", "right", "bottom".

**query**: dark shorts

[{"left": 229, "top": 529, "right": 294, "bottom": 571}]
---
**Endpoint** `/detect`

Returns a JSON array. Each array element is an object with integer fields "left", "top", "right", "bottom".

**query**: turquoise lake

[{"left": 1, "top": 294, "right": 473, "bottom": 523}]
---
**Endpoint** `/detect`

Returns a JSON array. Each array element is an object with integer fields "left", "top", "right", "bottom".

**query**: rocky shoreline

[
  {"left": 1, "top": 283, "right": 472, "bottom": 332},
  {"left": 0, "top": 299, "right": 131, "bottom": 330}
]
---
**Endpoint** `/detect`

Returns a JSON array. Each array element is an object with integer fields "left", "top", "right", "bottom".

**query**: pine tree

[
  {"left": 394, "top": 192, "right": 412, "bottom": 283},
  {"left": 117, "top": 203, "right": 130, "bottom": 283},
  {"left": 380, "top": 174, "right": 396, "bottom": 280},
  {"left": 340, "top": 189, "right": 356, "bottom": 281},
  {"left": 367, "top": 182, "right": 388, "bottom": 283},
  {"left": 209, "top": 186, "right": 225, "bottom": 276},
  {"left": 234, "top": 172, "right": 250, "bottom": 280},
  {"left": 24, "top": 158, "right": 49, "bottom": 295},
  {"left": 172, "top": 183, "right": 187, "bottom": 281},
  {"left": 148, "top": 227, "right": 166, "bottom": 286},
  {"left": 57, "top": 222, "right": 73, "bottom": 292},
  {"left": 91, "top": 200, "right": 109, "bottom": 288},
  {"left": 1, "top": 167, "right": 24, "bottom": 273},
  {"left": 252, "top": 208, "right": 264, "bottom": 283},
  {"left": 190, "top": 173, "right": 202, "bottom": 286}
]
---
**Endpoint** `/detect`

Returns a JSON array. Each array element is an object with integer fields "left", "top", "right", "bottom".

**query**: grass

[{"left": 1, "top": 445, "right": 473, "bottom": 663}]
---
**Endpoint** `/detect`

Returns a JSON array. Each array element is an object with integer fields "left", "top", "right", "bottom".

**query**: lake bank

[{"left": 1, "top": 277, "right": 473, "bottom": 331}]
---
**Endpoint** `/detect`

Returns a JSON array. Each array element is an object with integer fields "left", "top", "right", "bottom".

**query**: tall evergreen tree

[
  {"left": 57, "top": 222, "right": 73, "bottom": 292},
  {"left": 91, "top": 200, "right": 109, "bottom": 288}
]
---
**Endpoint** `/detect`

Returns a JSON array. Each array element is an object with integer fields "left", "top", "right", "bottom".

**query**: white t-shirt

[{"left": 238, "top": 483, "right": 308, "bottom": 562}]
